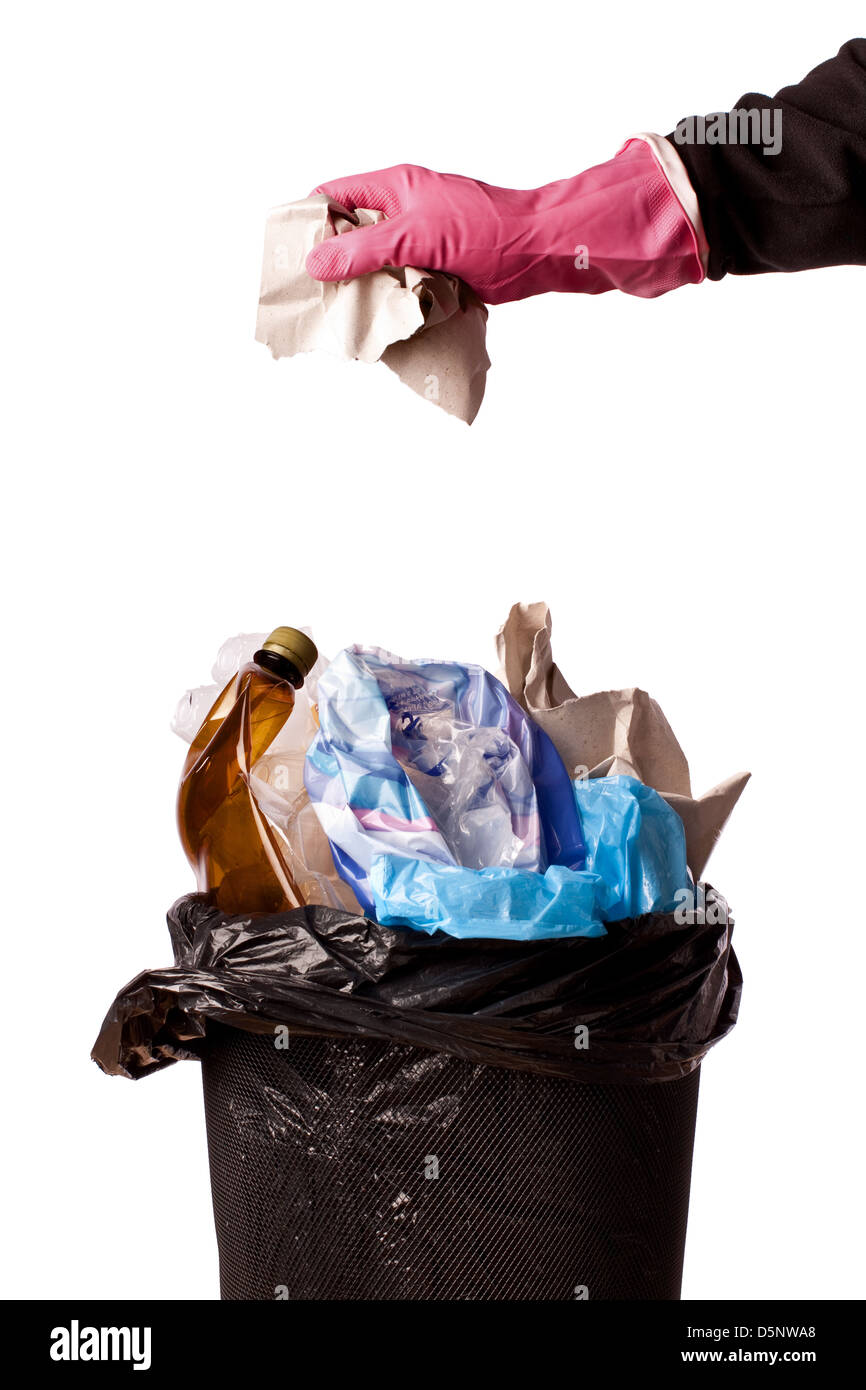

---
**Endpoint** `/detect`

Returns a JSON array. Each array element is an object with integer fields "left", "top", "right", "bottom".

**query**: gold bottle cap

[{"left": 260, "top": 626, "right": 318, "bottom": 679}]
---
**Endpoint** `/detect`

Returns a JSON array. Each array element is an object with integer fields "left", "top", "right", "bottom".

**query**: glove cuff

[{"left": 615, "top": 134, "right": 708, "bottom": 296}]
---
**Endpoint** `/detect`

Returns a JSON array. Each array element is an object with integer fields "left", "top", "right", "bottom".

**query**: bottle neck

[{"left": 253, "top": 648, "right": 304, "bottom": 687}]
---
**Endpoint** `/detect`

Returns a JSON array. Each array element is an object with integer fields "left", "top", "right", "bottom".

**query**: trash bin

[
  {"left": 201, "top": 1023, "right": 701, "bottom": 1301},
  {"left": 93, "top": 892, "right": 739, "bottom": 1302}
]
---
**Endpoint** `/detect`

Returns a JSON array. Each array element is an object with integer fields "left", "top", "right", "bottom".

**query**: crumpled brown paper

[
  {"left": 256, "top": 195, "right": 490, "bottom": 423},
  {"left": 496, "top": 601, "right": 750, "bottom": 880}
]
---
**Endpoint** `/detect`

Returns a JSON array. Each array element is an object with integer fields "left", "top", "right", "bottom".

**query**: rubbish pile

[{"left": 93, "top": 603, "right": 745, "bottom": 1081}]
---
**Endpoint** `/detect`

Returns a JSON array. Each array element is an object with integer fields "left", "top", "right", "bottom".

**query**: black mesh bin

[{"left": 201, "top": 1022, "right": 701, "bottom": 1301}]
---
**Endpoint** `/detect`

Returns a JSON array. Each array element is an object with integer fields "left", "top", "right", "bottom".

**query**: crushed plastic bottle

[{"left": 177, "top": 626, "right": 318, "bottom": 914}]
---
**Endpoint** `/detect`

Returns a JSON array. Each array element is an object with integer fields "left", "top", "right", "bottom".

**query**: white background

[{"left": 2, "top": 2, "right": 864, "bottom": 1301}]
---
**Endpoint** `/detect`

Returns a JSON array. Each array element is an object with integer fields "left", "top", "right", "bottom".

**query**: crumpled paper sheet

[
  {"left": 496, "top": 601, "right": 750, "bottom": 880},
  {"left": 256, "top": 195, "right": 490, "bottom": 423}
]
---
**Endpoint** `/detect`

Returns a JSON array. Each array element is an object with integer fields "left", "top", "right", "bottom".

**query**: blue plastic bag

[
  {"left": 574, "top": 775, "right": 690, "bottom": 922},
  {"left": 370, "top": 857, "right": 610, "bottom": 940},
  {"left": 370, "top": 777, "right": 690, "bottom": 940}
]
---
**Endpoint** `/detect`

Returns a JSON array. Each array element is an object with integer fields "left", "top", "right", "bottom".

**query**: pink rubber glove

[{"left": 306, "top": 138, "right": 706, "bottom": 304}]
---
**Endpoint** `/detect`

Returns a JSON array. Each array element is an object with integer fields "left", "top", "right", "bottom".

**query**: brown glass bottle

[{"left": 177, "top": 626, "right": 318, "bottom": 914}]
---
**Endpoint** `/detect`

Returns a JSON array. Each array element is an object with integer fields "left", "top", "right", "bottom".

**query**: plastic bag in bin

[
  {"left": 304, "top": 645, "right": 586, "bottom": 916},
  {"left": 370, "top": 776, "right": 690, "bottom": 939}
]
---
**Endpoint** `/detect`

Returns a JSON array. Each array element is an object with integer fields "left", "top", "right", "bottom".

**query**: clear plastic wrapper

[{"left": 304, "top": 646, "right": 585, "bottom": 915}]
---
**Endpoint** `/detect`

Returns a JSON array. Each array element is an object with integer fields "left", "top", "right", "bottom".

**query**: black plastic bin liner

[
  {"left": 202, "top": 1023, "right": 702, "bottom": 1301},
  {"left": 93, "top": 889, "right": 740, "bottom": 1085}
]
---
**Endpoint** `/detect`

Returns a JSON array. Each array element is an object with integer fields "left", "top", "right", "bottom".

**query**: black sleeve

[{"left": 667, "top": 38, "right": 866, "bottom": 279}]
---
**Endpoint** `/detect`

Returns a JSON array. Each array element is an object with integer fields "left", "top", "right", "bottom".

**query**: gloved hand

[{"left": 306, "top": 138, "right": 706, "bottom": 304}]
